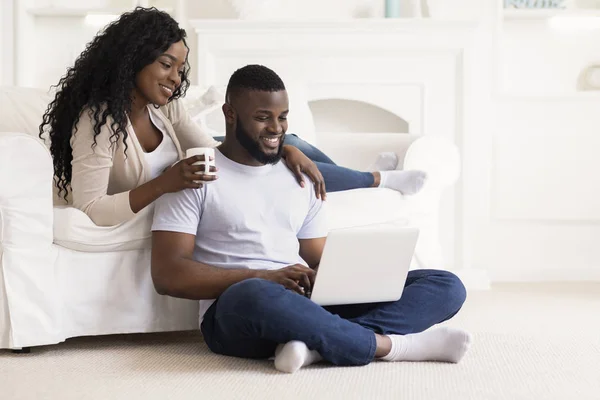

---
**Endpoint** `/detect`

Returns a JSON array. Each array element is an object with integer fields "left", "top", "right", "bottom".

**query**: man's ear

[{"left": 222, "top": 103, "right": 236, "bottom": 124}]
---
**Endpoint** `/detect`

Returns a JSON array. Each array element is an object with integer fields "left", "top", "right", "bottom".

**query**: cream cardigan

[{"left": 70, "top": 99, "right": 220, "bottom": 226}]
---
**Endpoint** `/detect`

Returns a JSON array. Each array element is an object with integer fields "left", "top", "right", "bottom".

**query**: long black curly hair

[{"left": 39, "top": 7, "right": 191, "bottom": 199}]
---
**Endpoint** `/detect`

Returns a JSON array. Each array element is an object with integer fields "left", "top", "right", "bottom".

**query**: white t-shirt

[
  {"left": 143, "top": 107, "right": 179, "bottom": 180},
  {"left": 151, "top": 149, "right": 328, "bottom": 321}
]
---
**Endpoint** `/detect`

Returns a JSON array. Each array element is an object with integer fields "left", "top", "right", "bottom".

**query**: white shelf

[
  {"left": 495, "top": 91, "right": 600, "bottom": 102},
  {"left": 28, "top": 7, "right": 129, "bottom": 17},
  {"left": 27, "top": 6, "right": 173, "bottom": 17},
  {"left": 190, "top": 18, "right": 479, "bottom": 34},
  {"left": 503, "top": 8, "right": 600, "bottom": 20}
]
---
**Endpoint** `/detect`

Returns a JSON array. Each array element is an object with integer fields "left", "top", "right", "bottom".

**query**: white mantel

[
  {"left": 191, "top": 19, "right": 491, "bottom": 285},
  {"left": 191, "top": 19, "right": 482, "bottom": 138},
  {"left": 191, "top": 18, "right": 477, "bottom": 33}
]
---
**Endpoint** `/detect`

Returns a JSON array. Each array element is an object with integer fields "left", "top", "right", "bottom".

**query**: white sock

[
  {"left": 381, "top": 327, "right": 472, "bottom": 363},
  {"left": 274, "top": 341, "right": 323, "bottom": 373},
  {"left": 378, "top": 170, "right": 427, "bottom": 195},
  {"left": 367, "top": 152, "right": 399, "bottom": 172}
]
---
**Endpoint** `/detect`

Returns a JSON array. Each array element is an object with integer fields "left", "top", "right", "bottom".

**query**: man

[{"left": 151, "top": 64, "right": 471, "bottom": 373}]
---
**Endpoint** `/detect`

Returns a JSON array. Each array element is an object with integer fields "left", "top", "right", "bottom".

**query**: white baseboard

[
  {"left": 452, "top": 268, "right": 491, "bottom": 290},
  {"left": 489, "top": 267, "right": 600, "bottom": 283}
]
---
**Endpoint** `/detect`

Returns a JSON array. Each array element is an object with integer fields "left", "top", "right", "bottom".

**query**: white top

[
  {"left": 143, "top": 107, "right": 179, "bottom": 180},
  {"left": 151, "top": 149, "right": 328, "bottom": 322}
]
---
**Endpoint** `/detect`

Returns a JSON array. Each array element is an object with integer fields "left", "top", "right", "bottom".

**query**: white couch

[{"left": 0, "top": 86, "right": 459, "bottom": 350}]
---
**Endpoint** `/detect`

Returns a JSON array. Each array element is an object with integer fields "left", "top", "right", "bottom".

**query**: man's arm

[
  {"left": 299, "top": 237, "right": 326, "bottom": 271},
  {"left": 152, "top": 231, "right": 317, "bottom": 299},
  {"left": 297, "top": 175, "right": 328, "bottom": 272},
  {"left": 151, "top": 230, "right": 261, "bottom": 299},
  {"left": 151, "top": 187, "right": 261, "bottom": 299}
]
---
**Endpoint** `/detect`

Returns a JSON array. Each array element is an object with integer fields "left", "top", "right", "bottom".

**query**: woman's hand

[
  {"left": 282, "top": 145, "right": 327, "bottom": 200},
  {"left": 129, "top": 155, "right": 217, "bottom": 214},
  {"left": 158, "top": 155, "right": 218, "bottom": 194}
]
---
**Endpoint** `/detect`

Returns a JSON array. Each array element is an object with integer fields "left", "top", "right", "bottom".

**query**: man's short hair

[{"left": 225, "top": 64, "right": 286, "bottom": 103}]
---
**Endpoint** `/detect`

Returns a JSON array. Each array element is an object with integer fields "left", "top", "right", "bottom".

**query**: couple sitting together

[{"left": 40, "top": 7, "right": 471, "bottom": 373}]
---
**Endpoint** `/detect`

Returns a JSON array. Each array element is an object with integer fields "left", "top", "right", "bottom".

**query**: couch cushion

[
  {"left": 0, "top": 86, "right": 52, "bottom": 141},
  {"left": 53, "top": 206, "right": 152, "bottom": 252},
  {"left": 180, "top": 85, "right": 224, "bottom": 137},
  {"left": 319, "top": 188, "right": 411, "bottom": 230}
]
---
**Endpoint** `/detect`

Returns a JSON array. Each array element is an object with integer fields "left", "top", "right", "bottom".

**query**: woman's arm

[
  {"left": 70, "top": 110, "right": 214, "bottom": 226},
  {"left": 129, "top": 156, "right": 216, "bottom": 213},
  {"left": 282, "top": 144, "right": 327, "bottom": 200},
  {"left": 70, "top": 113, "right": 138, "bottom": 226},
  {"left": 128, "top": 178, "right": 170, "bottom": 214}
]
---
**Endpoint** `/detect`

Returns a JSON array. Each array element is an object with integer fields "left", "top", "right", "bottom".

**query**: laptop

[{"left": 307, "top": 223, "right": 419, "bottom": 306}]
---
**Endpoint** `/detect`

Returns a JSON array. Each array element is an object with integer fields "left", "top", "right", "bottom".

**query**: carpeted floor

[{"left": 2, "top": 283, "right": 600, "bottom": 400}]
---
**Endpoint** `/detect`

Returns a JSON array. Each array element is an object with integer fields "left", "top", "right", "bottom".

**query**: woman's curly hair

[{"left": 39, "top": 7, "right": 190, "bottom": 199}]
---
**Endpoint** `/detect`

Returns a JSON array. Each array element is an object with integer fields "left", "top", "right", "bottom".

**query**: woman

[{"left": 40, "top": 7, "right": 424, "bottom": 227}]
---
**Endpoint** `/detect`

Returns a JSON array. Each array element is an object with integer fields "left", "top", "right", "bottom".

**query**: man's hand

[{"left": 257, "top": 264, "right": 315, "bottom": 295}]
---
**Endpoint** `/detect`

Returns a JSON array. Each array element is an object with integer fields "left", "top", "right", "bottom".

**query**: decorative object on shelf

[
  {"left": 385, "top": 0, "right": 401, "bottom": 17},
  {"left": 503, "top": 0, "right": 567, "bottom": 8},
  {"left": 384, "top": 0, "right": 423, "bottom": 18},
  {"left": 578, "top": 64, "right": 600, "bottom": 90}
]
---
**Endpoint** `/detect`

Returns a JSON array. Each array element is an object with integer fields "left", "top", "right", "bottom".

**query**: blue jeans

[
  {"left": 213, "top": 134, "right": 375, "bottom": 192},
  {"left": 200, "top": 269, "right": 467, "bottom": 366}
]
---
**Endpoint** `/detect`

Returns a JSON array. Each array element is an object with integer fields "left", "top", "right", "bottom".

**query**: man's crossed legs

[{"left": 200, "top": 269, "right": 471, "bottom": 373}]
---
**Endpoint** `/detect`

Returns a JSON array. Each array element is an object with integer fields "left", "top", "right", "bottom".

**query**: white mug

[{"left": 185, "top": 147, "right": 216, "bottom": 178}]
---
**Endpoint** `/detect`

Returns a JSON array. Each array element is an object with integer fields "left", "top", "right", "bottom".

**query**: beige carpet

[{"left": 2, "top": 283, "right": 600, "bottom": 400}]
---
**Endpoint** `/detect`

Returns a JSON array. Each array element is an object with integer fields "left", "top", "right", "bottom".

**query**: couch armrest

[
  {"left": 0, "top": 132, "right": 60, "bottom": 349},
  {"left": 317, "top": 133, "right": 459, "bottom": 271},
  {"left": 317, "top": 133, "right": 418, "bottom": 171},
  {"left": 403, "top": 136, "right": 460, "bottom": 188},
  {"left": 316, "top": 133, "right": 460, "bottom": 188},
  {"left": 0, "top": 132, "right": 54, "bottom": 249}
]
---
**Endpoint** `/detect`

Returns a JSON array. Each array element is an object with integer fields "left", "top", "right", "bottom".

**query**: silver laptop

[{"left": 308, "top": 224, "right": 419, "bottom": 306}]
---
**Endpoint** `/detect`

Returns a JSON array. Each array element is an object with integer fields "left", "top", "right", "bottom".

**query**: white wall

[
  {"left": 480, "top": 96, "right": 600, "bottom": 281},
  {"left": 469, "top": 3, "right": 600, "bottom": 282},
  {"left": 0, "top": 2, "right": 4, "bottom": 81},
  {"left": 0, "top": 0, "right": 15, "bottom": 86},
  {"left": 187, "top": 0, "right": 236, "bottom": 19},
  {"left": 499, "top": 21, "right": 600, "bottom": 95}
]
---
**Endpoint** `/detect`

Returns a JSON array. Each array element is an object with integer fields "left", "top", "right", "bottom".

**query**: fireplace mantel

[
  {"left": 189, "top": 18, "right": 488, "bottom": 280},
  {"left": 190, "top": 18, "right": 477, "bottom": 33},
  {"left": 190, "top": 18, "right": 480, "bottom": 136}
]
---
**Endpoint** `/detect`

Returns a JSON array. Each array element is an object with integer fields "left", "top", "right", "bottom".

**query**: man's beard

[{"left": 235, "top": 117, "right": 283, "bottom": 165}]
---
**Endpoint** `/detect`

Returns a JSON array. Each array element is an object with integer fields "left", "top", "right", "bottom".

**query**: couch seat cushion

[
  {"left": 53, "top": 206, "right": 152, "bottom": 252},
  {"left": 325, "top": 188, "right": 411, "bottom": 230}
]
